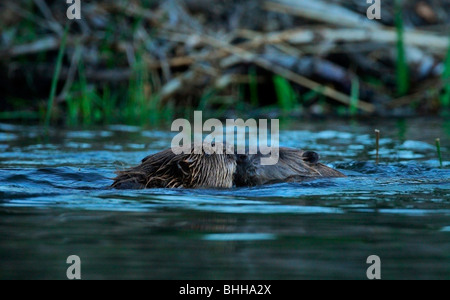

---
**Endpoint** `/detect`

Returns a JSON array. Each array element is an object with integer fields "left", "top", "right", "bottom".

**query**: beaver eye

[{"left": 302, "top": 151, "right": 320, "bottom": 164}]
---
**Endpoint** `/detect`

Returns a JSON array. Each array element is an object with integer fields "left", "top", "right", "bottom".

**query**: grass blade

[
  {"left": 436, "top": 138, "right": 443, "bottom": 168},
  {"left": 350, "top": 77, "right": 360, "bottom": 116},
  {"left": 45, "top": 23, "right": 69, "bottom": 127},
  {"left": 273, "top": 75, "right": 297, "bottom": 112},
  {"left": 395, "top": 0, "right": 410, "bottom": 96},
  {"left": 441, "top": 39, "right": 450, "bottom": 108}
]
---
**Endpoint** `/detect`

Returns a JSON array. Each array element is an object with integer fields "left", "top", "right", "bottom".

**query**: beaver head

[
  {"left": 235, "top": 147, "right": 345, "bottom": 186},
  {"left": 112, "top": 143, "right": 236, "bottom": 189}
]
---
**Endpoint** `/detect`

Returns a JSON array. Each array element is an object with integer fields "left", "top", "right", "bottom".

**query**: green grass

[
  {"left": 78, "top": 61, "right": 93, "bottom": 125},
  {"left": 126, "top": 51, "right": 167, "bottom": 125},
  {"left": 100, "top": 85, "right": 117, "bottom": 124},
  {"left": 441, "top": 40, "right": 450, "bottom": 108},
  {"left": 63, "top": 49, "right": 171, "bottom": 126},
  {"left": 350, "top": 77, "right": 360, "bottom": 116},
  {"left": 395, "top": 0, "right": 410, "bottom": 97},
  {"left": 66, "top": 82, "right": 121, "bottom": 126},
  {"left": 45, "top": 24, "right": 69, "bottom": 127},
  {"left": 66, "top": 92, "right": 78, "bottom": 126},
  {"left": 273, "top": 75, "right": 298, "bottom": 112},
  {"left": 435, "top": 138, "right": 443, "bottom": 168},
  {"left": 302, "top": 88, "right": 321, "bottom": 103}
]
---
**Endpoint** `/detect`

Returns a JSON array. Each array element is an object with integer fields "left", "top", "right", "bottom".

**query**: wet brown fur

[
  {"left": 112, "top": 146, "right": 345, "bottom": 189},
  {"left": 235, "top": 147, "right": 346, "bottom": 187},
  {"left": 112, "top": 144, "right": 236, "bottom": 189}
]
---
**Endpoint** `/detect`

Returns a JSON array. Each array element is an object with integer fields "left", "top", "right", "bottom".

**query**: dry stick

[
  {"left": 110, "top": 3, "right": 160, "bottom": 24},
  {"left": 375, "top": 129, "right": 380, "bottom": 164},
  {"left": 3, "top": 35, "right": 90, "bottom": 58},
  {"left": 264, "top": 0, "right": 379, "bottom": 29},
  {"left": 238, "top": 27, "right": 449, "bottom": 53},
  {"left": 199, "top": 35, "right": 376, "bottom": 113},
  {"left": 436, "top": 138, "right": 443, "bottom": 168},
  {"left": 5, "top": 36, "right": 59, "bottom": 57},
  {"left": 153, "top": 25, "right": 449, "bottom": 71},
  {"left": 4, "top": 2, "right": 54, "bottom": 34},
  {"left": 33, "top": 0, "right": 64, "bottom": 34},
  {"left": 263, "top": 1, "right": 448, "bottom": 51}
]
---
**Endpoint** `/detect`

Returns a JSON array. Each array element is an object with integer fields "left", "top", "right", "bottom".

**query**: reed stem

[
  {"left": 436, "top": 138, "right": 443, "bottom": 168},
  {"left": 45, "top": 24, "right": 69, "bottom": 128},
  {"left": 375, "top": 129, "right": 380, "bottom": 164}
]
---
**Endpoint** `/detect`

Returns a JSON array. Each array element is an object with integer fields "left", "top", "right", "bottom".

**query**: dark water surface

[{"left": 0, "top": 118, "right": 449, "bottom": 279}]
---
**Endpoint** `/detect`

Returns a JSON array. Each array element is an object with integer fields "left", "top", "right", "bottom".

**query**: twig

[
  {"left": 200, "top": 34, "right": 376, "bottom": 113},
  {"left": 108, "top": 2, "right": 160, "bottom": 25},
  {"left": 264, "top": 0, "right": 379, "bottom": 28},
  {"left": 33, "top": 0, "right": 63, "bottom": 35},
  {"left": 3, "top": 36, "right": 59, "bottom": 58},
  {"left": 375, "top": 129, "right": 380, "bottom": 164},
  {"left": 238, "top": 27, "right": 449, "bottom": 54}
]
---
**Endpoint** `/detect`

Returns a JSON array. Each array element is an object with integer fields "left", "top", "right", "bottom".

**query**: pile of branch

[{"left": 1, "top": 0, "right": 449, "bottom": 116}]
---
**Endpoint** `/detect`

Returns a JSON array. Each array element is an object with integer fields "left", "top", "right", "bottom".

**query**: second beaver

[
  {"left": 235, "top": 147, "right": 346, "bottom": 187},
  {"left": 112, "top": 145, "right": 345, "bottom": 189}
]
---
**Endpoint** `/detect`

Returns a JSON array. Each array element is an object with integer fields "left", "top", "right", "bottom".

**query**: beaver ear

[
  {"left": 302, "top": 151, "right": 320, "bottom": 164},
  {"left": 177, "top": 160, "right": 191, "bottom": 176}
]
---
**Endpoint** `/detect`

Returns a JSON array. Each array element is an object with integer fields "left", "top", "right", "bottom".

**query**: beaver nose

[
  {"left": 302, "top": 151, "right": 320, "bottom": 164},
  {"left": 237, "top": 154, "right": 248, "bottom": 163}
]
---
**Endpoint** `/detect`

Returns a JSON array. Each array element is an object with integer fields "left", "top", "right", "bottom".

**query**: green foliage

[
  {"left": 273, "top": 75, "right": 298, "bottom": 112},
  {"left": 441, "top": 41, "right": 450, "bottom": 108},
  {"left": 350, "top": 77, "right": 360, "bottom": 116},
  {"left": 302, "top": 88, "right": 321, "bottom": 103},
  {"left": 435, "top": 138, "right": 443, "bottom": 168},
  {"left": 62, "top": 50, "right": 173, "bottom": 126},
  {"left": 395, "top": 0, "right": 410, "bottom": 96},
  {"left": 45, "top": 24, "right": 69, "bottom": 127}
]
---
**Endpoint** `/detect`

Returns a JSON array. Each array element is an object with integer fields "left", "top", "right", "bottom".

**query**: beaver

[
  {"left": 112, "top": 143, "right": 237, "bottom": 189},
  {"left": 112, "top": 146, "right": 345, "bottom": 189},
  {"left": 234, "top": 147, "right": 346, "bottom": 187}
]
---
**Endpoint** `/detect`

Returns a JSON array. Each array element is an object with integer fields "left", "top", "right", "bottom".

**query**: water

[{"left": 0, "top": 118, "right": 449, "bottom": 280}]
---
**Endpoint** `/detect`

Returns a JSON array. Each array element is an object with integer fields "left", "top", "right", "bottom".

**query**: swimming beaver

[
  {"left": 234, "top": 147, "right": 346, "bottom": 187},
  {"left": 112, "top": 143, "right": 236, "bottom": 189},
  {"left": 112, "top": 146, "right": 345, "bottom": 189}
]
